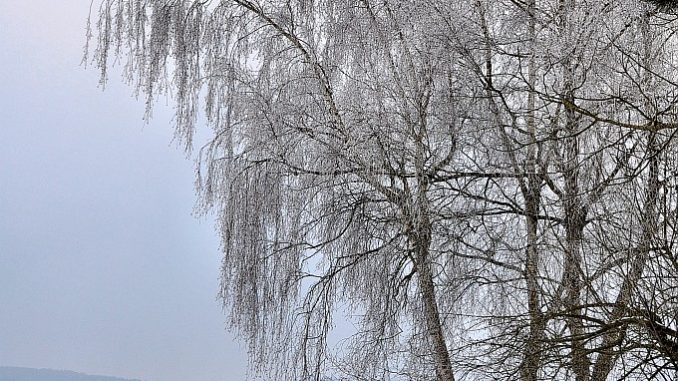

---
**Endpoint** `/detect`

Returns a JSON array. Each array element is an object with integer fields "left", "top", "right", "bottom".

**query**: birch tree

[{"left": 87, "top": 0, "right": 678, "bottom": 380}]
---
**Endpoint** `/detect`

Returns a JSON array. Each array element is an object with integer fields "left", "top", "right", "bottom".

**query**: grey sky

[{"left": 0, "top": 2, "right": 247, "bottom": 381}]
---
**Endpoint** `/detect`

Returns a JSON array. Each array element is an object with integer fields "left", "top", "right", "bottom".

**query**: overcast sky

[{"left": 0, "top": 2, "right": 248, "bottom": 381}]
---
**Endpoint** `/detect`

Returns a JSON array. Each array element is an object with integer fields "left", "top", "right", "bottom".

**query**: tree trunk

[
  {"left": 411, "top": 109, "right": 455, "bottom": 381},
  {"left": 520, "top": 0, "right": 545, "bottom": 378},
  {"left": 415, "top": 236, "right": 456, "bottom": 381}
]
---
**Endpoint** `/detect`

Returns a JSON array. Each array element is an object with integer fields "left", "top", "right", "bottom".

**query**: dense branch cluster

[
  {"left": 644, "top": 0, "right": 678, "bottom": 12},
  {"left": 88, "top": 0, "right": 678, "bottom": 380}
]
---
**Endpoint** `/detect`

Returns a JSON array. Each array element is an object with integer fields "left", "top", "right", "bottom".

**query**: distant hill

[{"left": 0, "top": 367, "right": 143, "bottom": 381}]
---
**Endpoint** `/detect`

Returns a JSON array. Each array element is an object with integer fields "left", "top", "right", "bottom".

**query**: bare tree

[{"left": 87, "top": 0, "right": 678, "bottom": 380}]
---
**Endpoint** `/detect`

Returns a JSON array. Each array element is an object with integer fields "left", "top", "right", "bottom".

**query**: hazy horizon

[{"left": 0, "top": 366, "right": 143, "bottom": 381}]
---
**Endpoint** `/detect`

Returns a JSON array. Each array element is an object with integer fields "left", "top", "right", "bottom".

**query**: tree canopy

[{"left": 88, "top": 0, "right": 678, "bottom": 380}]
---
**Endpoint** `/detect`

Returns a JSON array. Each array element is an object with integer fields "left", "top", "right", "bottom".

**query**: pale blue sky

[{"left": 0, "top": 2, "right": 247, "bottom": 381}]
